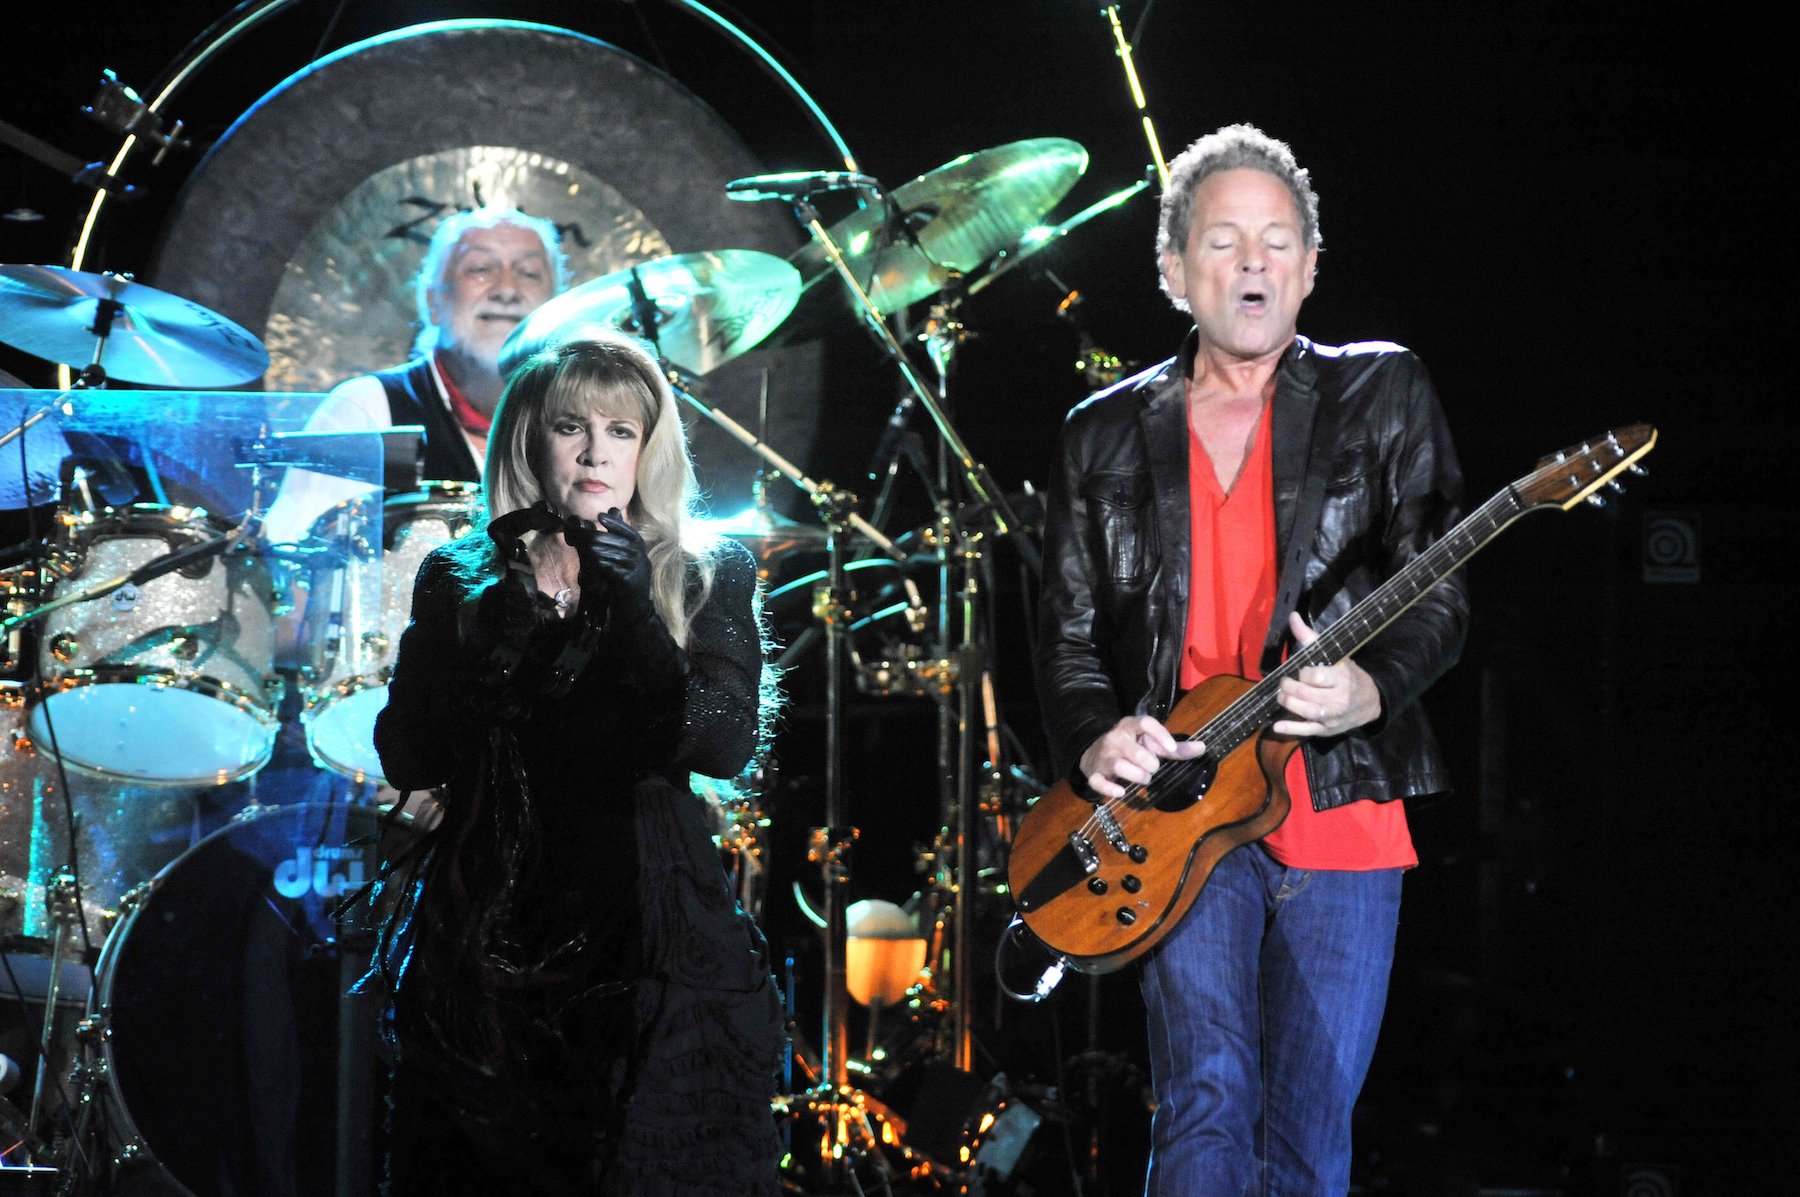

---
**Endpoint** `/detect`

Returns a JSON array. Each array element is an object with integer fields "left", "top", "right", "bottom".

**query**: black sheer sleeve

[
  {"left": 557, "top": 537, "right": 764, "bottom": 779},
  {"left": 373, "top": 543, "right": 533, "bottom": 791},
  {"left": 673, "top": 539, "right": 764, "bottom": 779}
]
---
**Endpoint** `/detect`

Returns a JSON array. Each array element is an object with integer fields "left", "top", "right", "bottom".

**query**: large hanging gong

[{"left": 148, "top": 19, "right": 821, "bottom": 507}]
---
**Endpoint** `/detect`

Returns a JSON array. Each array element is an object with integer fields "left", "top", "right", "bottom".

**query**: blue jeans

[{"left": 1139, "top": 843, "right": 1404, "bottom": 1197}]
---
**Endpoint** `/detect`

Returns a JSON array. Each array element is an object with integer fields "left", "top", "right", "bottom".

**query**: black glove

[
  {"left": 564, "top": 509, "right": 688, "bottom": 695},
  {"left": 565, "top": 508, "right": 655, "bottom": 627},
  {"left": 474, "top": 564, "right": 541, "bottom": 648}
]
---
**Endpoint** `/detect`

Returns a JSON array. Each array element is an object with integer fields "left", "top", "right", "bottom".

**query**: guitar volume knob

[
  {"left": 1121, "top": 874, "right": 1141, "bottom": 894},
  {"left": 1087, "top": 877, "right": 1108, "bottom": 895},
  {"left": 1116, "top": 907, "right": 1137, "bottom": 926},
  {"left": 1128, "top": 844, "right": 1148, "bottom": 863}
]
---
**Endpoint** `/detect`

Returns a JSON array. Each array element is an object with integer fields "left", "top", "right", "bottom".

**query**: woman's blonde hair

[{"left": 484, "top": 330, "right": 711, "bottom": 643}]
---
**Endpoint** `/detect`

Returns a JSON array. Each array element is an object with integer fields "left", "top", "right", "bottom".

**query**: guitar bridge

[{"left": 1094, "top": 806, "right": 1130, "bottom": 853}]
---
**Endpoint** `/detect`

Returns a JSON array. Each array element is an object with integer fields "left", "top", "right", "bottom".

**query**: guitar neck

[
  {"left": 1186, "top": 422, "right": 1655, "bottom": 757},
  {"left": 1194, "top": 485, "right": 1527, "bottom": 755}
]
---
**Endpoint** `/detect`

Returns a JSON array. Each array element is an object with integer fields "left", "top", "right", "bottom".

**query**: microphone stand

[
  {"left": 663, "top": 369, "right": 916, "bottom": 576},
  {"left": 1099, "top": 3, "right": 1172, "bottom": 188}
]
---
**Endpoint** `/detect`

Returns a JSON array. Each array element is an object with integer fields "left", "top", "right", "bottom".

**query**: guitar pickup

[
  {"left": 1069, "top": 832, "right": 1099, "bottom": 874},
  {"left": 1094, "top": 807, "right": 1130, "bottom": 853}
]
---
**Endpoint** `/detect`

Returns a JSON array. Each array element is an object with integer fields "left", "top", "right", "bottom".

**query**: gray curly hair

[
  {"left": 1155, "top": 124, "right": 1321, "bottom": 313},
  {"left": 411, "top": 207, "right": 571, "bottom": 356}
]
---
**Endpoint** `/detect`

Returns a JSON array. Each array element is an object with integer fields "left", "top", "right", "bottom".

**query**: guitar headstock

[{"left": 1514, "top": 423, "right": 1658, "bottom": 511}]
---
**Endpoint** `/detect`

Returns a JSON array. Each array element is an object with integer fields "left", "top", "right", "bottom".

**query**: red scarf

[{"left": 435, "top": 352, "right": 492, "bottom": 438}]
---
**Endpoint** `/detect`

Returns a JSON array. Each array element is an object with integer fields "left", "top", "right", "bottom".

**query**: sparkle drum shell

[
  {"left": 29, "top": 506, "right": 279, "bottom": 787},
  {"left": 301, "top": 482, "right": 481, "bottom": 783},
  {"left": 2, "top": 563, "right": 47, "bottom": 677},
  {"left": 0, "top": 690, "right": 191, "bottom": 943}
]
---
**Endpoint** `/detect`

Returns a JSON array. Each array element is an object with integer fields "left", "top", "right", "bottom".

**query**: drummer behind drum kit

[{"left": 0, "top": 131, "right": 1144, "bottom": 1193}]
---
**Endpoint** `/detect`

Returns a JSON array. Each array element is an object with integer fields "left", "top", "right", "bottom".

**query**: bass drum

[{"left": 91, "top": 802, "right": 409, "bottom": 1197}]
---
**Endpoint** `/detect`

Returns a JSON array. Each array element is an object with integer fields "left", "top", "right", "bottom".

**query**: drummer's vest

[{"left": 375, "top": 357, "right": 482, "bottom": 490}]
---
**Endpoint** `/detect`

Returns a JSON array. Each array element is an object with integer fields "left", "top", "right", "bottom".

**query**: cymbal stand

[
  {"left": 818, "top": 484, "right": 853, "bottom": 1113},
  {"left": 662, "top": 369, "right": 916, "bottom": 577},
  {"left": 782, "top": 482, "right": 912, "bottom": 1193},
  {"left": 786, "top": 191, "right": 1032, "bottom": 1083},
  {"left": 27, "top": 874, "right": 99, "bottom": 1181},
  {"left": 27, "top": 877, "right": 75, "bottom": 1143},
  {"left": 656, "top": 366, "right": 919, "bottom": 1190},
  {"left": 911, "top": 306, "right": 971, "bottom": 1073},
  {"left": 786, "top": 194, "right": 1040, "bottom": 575},
  {"left": 915, "top": 305, "right": 1020, "bottom": 1075},
  {"left": 1098, "top": 4, "right": 1172, "bottom": 188}
]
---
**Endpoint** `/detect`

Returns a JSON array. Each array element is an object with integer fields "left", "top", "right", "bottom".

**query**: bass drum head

[
  {"left": 96, "top": 802, "right": 406, "bottom": 1197},
  {"left": 148, "top": 19, "right": 822, "bottom": 511}
]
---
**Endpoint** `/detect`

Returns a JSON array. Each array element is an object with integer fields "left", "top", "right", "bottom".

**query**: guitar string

[
  {"left": 1060, "top": 433, "right": 1637, "bottom": 908},
  {"left": 1071, "top": 466, "right": 1566, "bottom": 849}
]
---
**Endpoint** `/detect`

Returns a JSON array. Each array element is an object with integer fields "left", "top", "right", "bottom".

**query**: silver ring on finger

[{"left": 1317, "top": 703, "right": 1328, "bottom": 723}]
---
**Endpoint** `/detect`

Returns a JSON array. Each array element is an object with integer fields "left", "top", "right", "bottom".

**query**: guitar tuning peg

[
  {"left": 1628, "top": 463, "right": 1648, "bottom": 476},
  {"left": 1585, "top": 493, "right": 1607, "bottom": 508},
  {"left": 1607, "top": 479, "right": 1625, "bottom": 494}
]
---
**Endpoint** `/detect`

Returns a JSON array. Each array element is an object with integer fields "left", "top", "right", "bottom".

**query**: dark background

[{"left": 3, "top": 2, "right": 1792, "bottom": 1193}]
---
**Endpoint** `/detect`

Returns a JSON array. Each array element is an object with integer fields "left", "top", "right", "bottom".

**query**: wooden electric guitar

[{"left": 1008, "top": 423, "right": 1658, "bottom": 975}]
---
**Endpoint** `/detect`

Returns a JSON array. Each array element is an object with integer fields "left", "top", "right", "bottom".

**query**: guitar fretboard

[{"left": 1135, "top": 425, "right": 1652, "bottom": 802}]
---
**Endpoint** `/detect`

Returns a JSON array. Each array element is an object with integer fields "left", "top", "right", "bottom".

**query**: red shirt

[
  {"left": 1179, "top": 407, "right": 1415, "bottom": 871},
  {"left": 435, "top": 351, "right": 494, "bottom": 438}
]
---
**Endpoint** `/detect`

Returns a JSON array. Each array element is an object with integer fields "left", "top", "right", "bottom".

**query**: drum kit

[{"left": 0, "top": 130, "right": 1145, "bottom": 1194}]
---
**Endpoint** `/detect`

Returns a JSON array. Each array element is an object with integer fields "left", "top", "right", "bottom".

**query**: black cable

[
  {"left": 309, "top": 0, "right": 356, "bottom": 64},
  {"left": 0, "top": 947, "right": 92, "bottom": 1176},
  {"left": 1130, "top": 0, "right": 1159, "bottom": 50},
  {"left": 1048, "top": 1003, "right": 1089, "bottom": 1195},
  {"left": 621, "top": 0, "right": 673, "bottom": 74}
]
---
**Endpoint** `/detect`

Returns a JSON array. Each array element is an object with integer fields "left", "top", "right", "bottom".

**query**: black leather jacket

[{"left": 1037, "top": 332, "right": 1468, "bottom": 811}]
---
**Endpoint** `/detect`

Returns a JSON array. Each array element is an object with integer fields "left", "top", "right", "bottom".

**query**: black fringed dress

[{"left": 371, "top": 532, "right": 783, "bottom": 1196}]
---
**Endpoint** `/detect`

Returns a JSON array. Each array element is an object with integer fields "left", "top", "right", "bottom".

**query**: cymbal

[
  {"left": 965, "top": 176, "right": 1151, "bottom": 297},
  {"left": 696, "top": 505, "right": 833, "bottom": 559},
  {"left": 501, "top": 250, "right": 800, "bottom": 376},
  {"left": 782, "top": 138, "right": 1088, "bottom": 333},
  {"left": 0, "top": 264, "right": 269, "bottom": 387}
]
